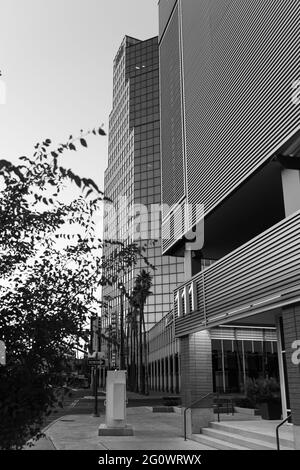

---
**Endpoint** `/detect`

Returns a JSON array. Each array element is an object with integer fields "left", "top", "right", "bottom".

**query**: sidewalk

[{"left": 30, "top": 407, "right": 214, "bottom": 450}]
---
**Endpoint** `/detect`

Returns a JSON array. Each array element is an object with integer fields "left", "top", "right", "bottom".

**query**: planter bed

[{"left": 234, "top": 406, "right": 261, "bottom": 416}]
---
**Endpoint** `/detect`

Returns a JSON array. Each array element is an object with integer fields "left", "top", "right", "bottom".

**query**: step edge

[
  {"left": 203, "top": 428, "right": 292, "bottom": 450},
  {"left": 202, "top": 428, "right": 278, "bottom": 450},
  {"left": 191, "top": 434, "right": 248, "bottom": 450},
  {"left": 210, "top": 422, "right": 294, "bottom": 448}
]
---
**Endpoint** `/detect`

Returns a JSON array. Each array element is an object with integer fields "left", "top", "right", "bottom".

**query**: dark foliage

[{"left": 0, "top": 129, "right": 148, "bottom": 449}]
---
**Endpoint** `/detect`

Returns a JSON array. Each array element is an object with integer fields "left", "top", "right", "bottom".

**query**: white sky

[{"left": 0, "top": 0, "right": 158, "bottom": 191}]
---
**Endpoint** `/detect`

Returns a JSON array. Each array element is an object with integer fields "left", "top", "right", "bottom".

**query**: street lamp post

[
  {"left": 93, "top": 366, "right": 99, "bottom": 417},
  {"left": 90, "top": 315, "right": 100, "bottom": 417}
]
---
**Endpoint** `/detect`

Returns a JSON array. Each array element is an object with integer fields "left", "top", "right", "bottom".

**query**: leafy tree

[{"left": 0, "top": 130, "right": 149, "bottom": 449}]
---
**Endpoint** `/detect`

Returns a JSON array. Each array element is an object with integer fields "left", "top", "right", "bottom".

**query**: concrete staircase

[{"left": 191, "top": 421, "right": 294, "bottom": 450}]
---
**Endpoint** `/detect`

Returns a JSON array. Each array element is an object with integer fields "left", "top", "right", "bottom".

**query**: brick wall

[{"left": 180, "top": 330, "right": 213, "bottom": 407}]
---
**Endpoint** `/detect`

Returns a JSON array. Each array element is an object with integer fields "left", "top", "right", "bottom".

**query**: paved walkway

[
  {"left": 30, "top": 407, "right": 215, "bottom": 450},
  {"left": 27, "top": 391, "right": 291, "bottom": 451}
]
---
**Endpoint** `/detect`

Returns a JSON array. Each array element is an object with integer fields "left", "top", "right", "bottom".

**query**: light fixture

[{"left": 274, "top": 154, "right": 300, "bottom": 169}]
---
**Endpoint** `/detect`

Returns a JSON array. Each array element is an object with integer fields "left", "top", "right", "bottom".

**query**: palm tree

[
  {"left": 126, "top": 305, "right": 138, "bottom": 391},
  {"left": 131, "top": 270, "right": 152, "bottom": 394}
]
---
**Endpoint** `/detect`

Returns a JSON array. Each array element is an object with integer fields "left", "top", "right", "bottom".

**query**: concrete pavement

[{"left": 29, "top": 406, "right": 214, "bottom": 450}]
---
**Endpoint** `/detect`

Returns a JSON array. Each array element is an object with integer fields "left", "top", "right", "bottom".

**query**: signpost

[
  {"left": 88, "top": 359, "right": 102, "bottom": 367},
  {"left": 88, "top": 352, "right": 106, "bottom": 417}
]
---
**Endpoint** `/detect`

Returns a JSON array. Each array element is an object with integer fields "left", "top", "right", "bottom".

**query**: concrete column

[
  {"left": 152, "top": 362, "right": 155, "bottom": 390},
  {"left": 149, "top": 362, "right": 152, "bottom": 390},
  {"left": 152, "top": 362, "right": 154, "bottom": 390},
  {"left": 165, "top": 358, "right": 168, "bottom": 392},
  {"left": 184, "top": 250, "right": 193, "bottom": 281},
  {"left": 172, "top": 354, "right": 176, "bottom": 394},
  {"left": 180, "top": 330, "right": 214, "bottom": 435},
  {"left": 177, "top": 352, "right": 181, "bottom": 393},
  {"left": 169, "top": 355, "right": 173, "bottom": 393},
  {"left": 281, "top": 169, "right": 300, "bottom": 216},
  {"left": 161, "top": 359, "right": 165, "bottom": 392},
  {"left": 158, "top": 359, "right": 161, "bottom": 392},
  {"left": 165, "top": 357, "right": 169, "bottom": 392},
  {"left": 158, "top": 361, "right": 161, "bottom": 391},
  {"left": 167, "top": 355, "right": 173, "bottom": 393},
  {"left": 282, "top": 304, "right": 300, "bottom": 449}
]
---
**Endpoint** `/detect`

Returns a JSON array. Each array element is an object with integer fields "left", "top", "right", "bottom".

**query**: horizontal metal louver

[
  {"left": 175, "top": 211, "right": 300, "bottom": 337},
  {"left": 210, "top": 328, "right": 277, "bottom": 342}
]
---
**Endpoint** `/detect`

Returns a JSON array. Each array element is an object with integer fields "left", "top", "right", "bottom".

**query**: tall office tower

[
  {"left": 158, "top": 0, "right": 300, "bottom": 448},
  {"left": 101, "top": 36, "right": 184, "bottom": 369}
]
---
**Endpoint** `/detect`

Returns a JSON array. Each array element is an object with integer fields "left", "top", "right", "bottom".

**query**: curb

[
  {"left": 42, "top": 415, "right": 66, "bottom": 434},
  {"left": 25, "top": 417, "right": 63, "bottom": 451},
  {"left": 37, "top": 414, "right": 69, "bottom": 450},
  {"left": 45, "top": 434, "right": 58, "bottom": 450}
]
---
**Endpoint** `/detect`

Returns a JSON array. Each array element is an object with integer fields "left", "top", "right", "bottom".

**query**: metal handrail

[
  {"left": 276, "top": 412, "right": 292, "bottom": 451},
  {"left": 213, "top": 396, "right": 234, "bottom": 417},
  {"left": 184, "top": 392, "right": 217, "bottom": 441}
]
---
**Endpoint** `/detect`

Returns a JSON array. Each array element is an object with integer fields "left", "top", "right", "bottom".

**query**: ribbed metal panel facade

[
  {"left": 174, "top": 211, "right": 300, "bottom": 337},
  {"left": 160, "top": 0, "right": 300, "bottom": 253},
  {"left": 159, "top": 0, "right": 178, "bottom": 40},
  {"left": 162, "top": 200, "right": 187, "bottom": 252},
  {"left": 160, "top": 3, "right": 185, "bottom": 212}
]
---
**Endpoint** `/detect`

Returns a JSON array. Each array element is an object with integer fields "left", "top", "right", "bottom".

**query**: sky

[{"left": 0, "top": 0, "right": 158, "bottom": 191}]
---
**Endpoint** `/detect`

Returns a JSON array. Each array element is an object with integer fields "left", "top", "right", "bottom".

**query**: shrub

[{"left": 245, "top": 377, "right": 281, "bottom": 405}]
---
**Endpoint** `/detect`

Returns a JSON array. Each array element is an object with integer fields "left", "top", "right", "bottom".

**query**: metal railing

[
  {"left": 183, "top": 392, "right": 235, "bottom": 440},
  {"left": 276, "top": 412, "right": 292, "bottom": 451},
  {"left": 215, "top": 396, "right": 235, "bottom": 417},
  {"left": 184, "top": 392, "right": 213, "bottom": 441}
]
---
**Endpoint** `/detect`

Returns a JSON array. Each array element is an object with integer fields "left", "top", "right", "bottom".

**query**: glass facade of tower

[{"left": 102, "top": 36, "right": 184, "bottom": 367}]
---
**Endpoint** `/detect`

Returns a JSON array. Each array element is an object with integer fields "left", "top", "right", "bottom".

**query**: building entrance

[{"left": 212, "top": 337, "right": 279, "bottom": 394}]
